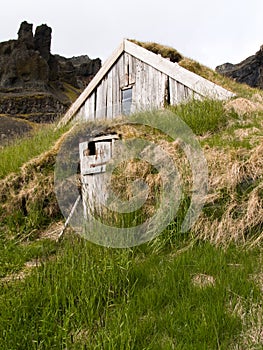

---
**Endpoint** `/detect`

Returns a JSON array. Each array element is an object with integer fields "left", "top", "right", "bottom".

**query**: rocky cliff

[
  {"left": 0, "top": 21, "right": 101, "bottom": 141},
  {"left": 216, "top": 46, "right": 263, "bottom": 89}
]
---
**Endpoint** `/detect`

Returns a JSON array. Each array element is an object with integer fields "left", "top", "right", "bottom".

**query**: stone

[
  {"left": 216, "top": 46, "right": 263, "bottom": 89},
  {"left": 0, "top": 21, "right": 101, "bottom": 92},
  {"left": 0, "top": 21, "right": 102, "bottom": 127},
  {"left": 17, "top": 21, "right": 34, "bottom": 49},
  {"left": 34, "top": 24, "right": 52, "bottom": 61}
]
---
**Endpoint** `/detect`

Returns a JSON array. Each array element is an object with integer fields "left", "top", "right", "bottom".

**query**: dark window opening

[
  {"left": 83, "top": 141, "right": 96, "bottom": 156},
  {"left": 122, "top": 87, "right": 133, "bottom": 115}
]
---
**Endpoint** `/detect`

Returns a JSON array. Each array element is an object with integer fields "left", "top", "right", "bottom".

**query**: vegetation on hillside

[{"left": 0, "top": 58, "right": 262, "bottom": 349}]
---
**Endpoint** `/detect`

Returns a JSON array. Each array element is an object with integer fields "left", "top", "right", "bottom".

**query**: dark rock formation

[
  {"left": 0, "top": 21, "right": 101, "bottom": 124},
  {"left": 34, "top": 24, "right": 52, "bottom": 61},
  {"left": 216, "top": 46, "right": 263, "bottom": 89},
  {"left": 0, "top": 92, "right": 68, "bottom": 122},
  {"left": 17, "top": 21, "right": 34, "bottom": 49},
  {"left": 0, "top": 21, "right": 101, "bottom": 92},
  {"left": 54, "top": 54, "right": 102, "bottom": 89}
]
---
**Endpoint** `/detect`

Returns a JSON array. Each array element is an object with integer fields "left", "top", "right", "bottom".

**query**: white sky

[{"left": 1, "top": 0, "right": 262, "bottom": 69}]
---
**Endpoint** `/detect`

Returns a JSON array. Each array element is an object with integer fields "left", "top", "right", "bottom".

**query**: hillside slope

[{"left": 0, "top": 43, "right": 262, "bottom": 349}]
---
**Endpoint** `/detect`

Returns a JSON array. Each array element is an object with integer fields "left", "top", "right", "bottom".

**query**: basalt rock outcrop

[
  {"left": 216, "top": 46, "right": 263, "bottom": 89},
  {"left": 0, "top": 21, "right": 101, "bottom": 128}
]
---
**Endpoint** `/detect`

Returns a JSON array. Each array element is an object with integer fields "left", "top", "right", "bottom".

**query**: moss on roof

[
  {"left": 129, "top": 39, "right": 262, "bottom": 98},
  {"left": 129, "top": 39, "right": 183, "bottom": 63}
]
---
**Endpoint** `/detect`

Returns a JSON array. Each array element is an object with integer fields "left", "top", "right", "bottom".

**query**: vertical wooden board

[
  {"left": 134, "top": 59, "right": 142, "bottom": 111},
  {"left": 117, "top": 55, "right": 125, "bottom": 115},
  {"left": 112, "top": 57, "right": 123, "bottom": 117},
  {"left": 184, "top": 85, "right": 191, "bottom": 102},
  {"left": 137, "top": 60, "right": 144, "bottom": 110},
  {"left": 95, "top": 82, "right": 102, "bottom": 119},
  {"left": 124, "top": 53, "right": 130, "bottom": 86},
  {"left": 118, "top": 54, "right": 126, "bottom": 89},
  {"left": 96, "top": 79, "right": 106, "bottom": 119},
  {"left": 106, "top": 69, "right": 113, "bottom": 119},
  {"left": 103, "top": 77, "right": 108, "bottom": 119},
  {"left": 116, "top": 62, "right": 122, "bottom": 117},
  {"left": 138, "top": 60, "right": 145, "bottom": 111},
  {"left": 154, "top": 68, "right": 164, "bottom": 109},
  {"left": 85, "top": 93, "right": 95, "bottom": 121},
  {"left": 130, "top": 83, "right": 136, "bottom": 114},
  {"left": 156, "top": 70, "right": 162, "bottom": 108},
  {"left": 82, "top": 172, "right": 108, "bottom": 217},
  {"left": 89, "top": 94, "right": 94, "bottom": 121},
  {"left": 102, "top": 77, "right": 108, "bottom": 119},
  {"left": 177, "top": 82, "right": 187, "bottom": 103},
  {"left": 142, "top": 62, "right": 148, "bottom": 109},
  {"left": 84, "top": 97, "right": 90, "bottom": 122},
  {"left": 141, "top": 61, "right": 148, "bottom": 110},
  {"left": 169, "top": 78, "right": 178, "bottom": 105},
  {"left": 168, "top": 77, "right": 174, "bottom": 105},
  {"left": 160, "top": 72, "right": 167, "bottom": 108},
  {"left": 111, "top": 64, "right": 118, "bottom": 117},
  {"left": 152, "top": 68, "right": 158, "bottom": 109},
  {"left": 184, "top": 85, "right": 195, "bottom": 102},
  {"left": 148, "top": 65, "right": 154, "bottom": 108},
  {"left": 129, "top": 56, "right": 137, "bottom": 114},
  {"left": 150, "top": 66, "right": 157, "bottom": 108},
  {"left": 128, "top": 54, "right": 136, "bottom": 84},
  {"left": 91, "top": 93, "right": 96, "bottom": 120},
  {"left": 153, "top": 67, "right": 160, "bottom": 108},
  {"left": 155, "top": 71, "right": 161, "bottom": 108}
]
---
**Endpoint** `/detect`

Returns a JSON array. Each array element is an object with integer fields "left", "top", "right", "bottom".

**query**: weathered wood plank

[
  {"left": 58, "top": 39, "right": 234, "bottom": 127},
  {"left": 128, "top": 54, "right": 136, "bottom": 85},
  {"left": 124, "top": 39, "right": 235, "bottom": 100},
  {"left": 85, "top": 92, "right": 95, "bottom": 121},
  {"left": 96, "top": 79, "right": 107, "bottom": 119},
  {"left": 169, "top": 77, "right": 179, "bottom": 105},
  {"left": 124, "top": 52, "right": 129, "bottom": 87},
  {"left": 57, "top": 41, "right": 124, "bottom": 127},
  {"left": 112, "top": 63, "right": 120, "bottom": 117},
  {"left": 177, "top": 82, "right": 186, "bottom": 103},
  {"left": 106, "top": 70, "right": 113, "bottom": 119}
]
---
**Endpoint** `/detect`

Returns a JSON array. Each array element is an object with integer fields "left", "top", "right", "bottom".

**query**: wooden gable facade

[{"left": 58, "top": 40, "right": 235, "bottom": 127}]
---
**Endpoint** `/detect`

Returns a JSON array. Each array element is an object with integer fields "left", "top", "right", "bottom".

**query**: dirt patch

[
  {"left": 192, "top": 273, "right": 215, "bottom": 287},
  {"left": 224, "top": 97, "right": 263, "bottom": 116},
  {"left": 38, "top": 221, "right": 64, "bottom": 241},
  {"left": 230, "top": 297, "right": 263, "bottom": 349}
]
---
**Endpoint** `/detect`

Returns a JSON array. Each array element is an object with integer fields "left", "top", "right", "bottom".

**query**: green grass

[
  {"left": 0, "top": 124, "right": 67, "bottom": 179},
  {"left": 0, "top": 236, "right": 57, "bottom": 278},
  {"left": 168, "top": 99, "right": 231, "bottom": 136},
  {"left": 0, "top": 234, "right": 261, "bottom": 349},
  {"left": 0, "top": 102, "right": 262, "bottom": 349}
]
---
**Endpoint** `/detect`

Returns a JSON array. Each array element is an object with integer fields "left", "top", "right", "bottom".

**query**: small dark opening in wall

[{"left": 84, "top": 141, "right": 96, "bottom": 156}]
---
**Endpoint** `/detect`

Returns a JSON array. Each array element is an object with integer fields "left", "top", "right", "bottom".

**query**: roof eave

[{"left": 57, "top": 40, "right": 125, "bottom": 127}]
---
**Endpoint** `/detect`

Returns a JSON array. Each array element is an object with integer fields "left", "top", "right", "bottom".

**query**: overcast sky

[{"left": 1, "top": 0, "right": 262, "bottom": 69}]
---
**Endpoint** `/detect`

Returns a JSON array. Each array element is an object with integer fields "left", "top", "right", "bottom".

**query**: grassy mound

[{"left": 0, "top": 73, "right": 262, "bottom": 348}]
